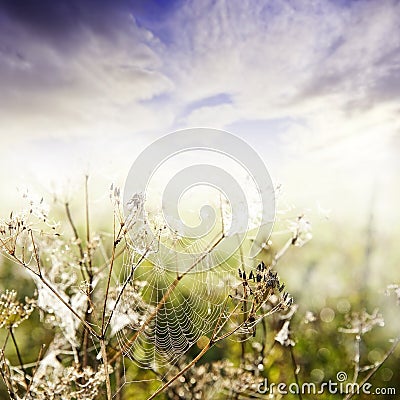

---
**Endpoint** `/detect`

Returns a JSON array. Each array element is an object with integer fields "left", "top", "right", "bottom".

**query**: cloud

[
  {"left": 0, "top": 0, "right": 174, "bottom": 139},
  {"left": 0, "top": 0, "right": 399, "bottom": 218},
  {"left": 295, "top": 0, "right": 400, "bottom": 111},
  {"left": 144, "top": 0, "right": 400, "bottom": 144},
  {"left": 142, "top": 0, "right": 399, "bottom": 223},
  {"left": 1, "top": 0, "right": 399, "bottom": 142},
  {"left": 0, "top": 0, "right": 137, "bottom": 46}
]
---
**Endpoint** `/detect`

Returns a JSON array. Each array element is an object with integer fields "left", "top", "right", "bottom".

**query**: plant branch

[
  {"left": 147, "top": 341, "right": 212, "bottom": 400},
  {"left": 101, "top": 215, "right": 124, "bottom": 336},
  {"left": 289, "top": 345, "right": 303, "bottom": 400},
  {"left": 65, "top": 201, "right": 87, "bottom": 281},
  {"left": 29, "top": 229, "right": 41, "bottom": 276},
  {"left": 103, "top": 246, "right": 148, "bottom": 338},
  {"left": 41, "top": 275, "right": 101, "bottom": 339},
  {"left": 84, "top": 175, "right": 93, "bottom": 276},
  {"left": 344, "top": 337, "right": 400, "bottom": 400},
  {"left": 100, "top": 339, "right": 112, "bottom": 400},
  {"left": 9, "top": 328, "right": 29, "bottom": 390}
]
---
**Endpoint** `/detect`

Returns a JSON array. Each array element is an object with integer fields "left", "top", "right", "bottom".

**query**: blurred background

[{"left": 0, "top": 0, "right": 399, "bottom": 398}]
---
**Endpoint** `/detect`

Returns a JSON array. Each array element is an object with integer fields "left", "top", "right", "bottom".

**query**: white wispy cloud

[
  {"left": 161, "top": 0, "right": 400, "bottom": 135},
  {"left": 0, "top": 0, "right": 398, "bottom": 220},
  {"left": 0, "top": 9, "right": 173, "bottom": 140}
]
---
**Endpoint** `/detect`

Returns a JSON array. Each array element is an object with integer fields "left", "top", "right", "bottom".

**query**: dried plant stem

[
  {"left": 9, "top": 328, "right": 29, "bottom": 389},
  {"left": 101, "top": 215, "right": 124, "bottom": 335},
  {"left": 39, "top": 274, "right": 101, "bottom": 339},
  {"left": 260, "top": 317, "right": 267, "bottom": 362},
  {"left": 0, "top": 349, "right": 17, "bottom": 400},
  {"left": 289, "top": 346, "right": 303, "bottom": 400},
  {"left": 98, "top": 243, "right": 126, "bottom": 275},
  {"left": 103, "top": 247, "right": 148, "bottom": 338},
  {"left": 115, "top": 357, "right": 122, "bottom": 400},
  {"left": 29, "top": 230, "right": 41, "bottom": 276},
  {"left": 81, "top": 326, "right": 89, "bottom": 368},
  {"left": 100, "top": 339, "right": 112, "bottom": 400},
  {"left": 7, "top": 235, "right": 100, "bottom": 344},
  {"left": 352, "top": 334, "right": 361, "bottom": 384},
  {"left": 65, "top": 202, "right": 87, "bottom": 281},
  {"left": 82, "top": 177, "right": 97, "bottom": 367},
  {"left": 66, "top": 200, "right": 91, "bottom": 363},
  {"left": 13, "top": 242, "right": 100, "bottom": 339},
  {"left": 274, "top": 238, "right": 292, "bottom": 263},
  {"left": 147, "top": 341, "right": 212, "bottom": 400},
  {"left": 26, "top": 344, "right": 45, "bottom": 395},
  {"left": 85, "top": 175, "right": 92, "bottom": 275},
  {"left": 1, "top": 329, "right": 10, "bottom": 352},
  {"left": 238, "top": 242, "right": 247, "bottom": 366},
  {"left": 24, "top": 231, "right": 101, "bottom": 340},
  {"left": 343, "top": 337, "right": 400, "bottom": 400}
]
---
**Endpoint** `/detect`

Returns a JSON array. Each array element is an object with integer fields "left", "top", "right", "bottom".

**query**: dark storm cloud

[
  {"left": 0, "top": 0, "right": 136, "bottom": 49},
  {"left": 0, "top": 0, "right": 174, "bottom": 138},
  {"left": 0, "top": 0, "right": 182, "bottom": 46}
]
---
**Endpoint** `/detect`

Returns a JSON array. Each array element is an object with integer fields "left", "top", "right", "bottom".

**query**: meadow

[{"left": 0, "top": 179, "right": 398, "bottom": 400}]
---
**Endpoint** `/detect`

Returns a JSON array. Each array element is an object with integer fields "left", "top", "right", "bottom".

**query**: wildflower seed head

[{"left": 0, "top": 290, "right": 36, "bottom": 329}]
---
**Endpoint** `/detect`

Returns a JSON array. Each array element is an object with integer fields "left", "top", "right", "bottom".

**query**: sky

[{"left": 0, "top": 0, "right": 399, "bottom": 228}]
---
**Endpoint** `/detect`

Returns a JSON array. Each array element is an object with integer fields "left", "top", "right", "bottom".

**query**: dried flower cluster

[
  {"left": 289, "top": 215, "right": 312, "bottom": 247},
  {"left": 166, "top": 358, "right": 266, "bottom": 399},
  {"left": 234, "top": 261, "right": 293, "bottom": 338},
  {"left": 1, "top": 360, "right": 108, "bottom": 400},
  {"left": 386, "top": 284, "right": 400, "bottom": 305},
  {"left": 339, "top": 309, "right": 385, "bottom": 335},
  {"left": 0, "top": 290, "right": 35, "bottom": 329}
]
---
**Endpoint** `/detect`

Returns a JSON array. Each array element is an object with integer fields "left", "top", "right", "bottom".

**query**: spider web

[
  {"left": 111, "top": 154, "right": 276, "bottom": 394},
  {"left": 112, "top": 230, "right": 243, "bottom": 370},
  {"left": 108, "top": 183, "right": 276, "bottom": 380}
]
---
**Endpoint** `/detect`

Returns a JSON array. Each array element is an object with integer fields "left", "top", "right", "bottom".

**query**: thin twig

[
  {"left": 85, "top": 175, "right": 92, "bottom": 275},
  {"left": 15, "top": 234, "right": 100, "bottom": 339},
  {"left": 0, "top": 349, "right": 18, "bottom": 400},
  {"left": 147, "top": 342, "right": 212, "bottom": 400},
  {"left": 344, "top": 337, "right": 400, "bottom": 400},
  {"left": 30, "top": 230, "right": 41, "bottom": 276},
  {"left": 100, "top": 339, "right": 112, "bottom": 400},
  {"left": 26, "top": 344, "right": 46, "bottom": 395},
  {"left": 65, "top": 202, "right": 87, "bottom": 281},
  {"left": 289, "top": 346, "right": 303, "bottom": 400},
  {"left": 38, "top": 273, "right": 100, "bottom": 340},
  {"left": 101, "top": 215, "right": 124, "bottom": 336},
  {"left": 1, "top": 329, "right": 10, "bottom": 352},
  {"left": 82, "top": 176, "right": 95, "bottom": 366},
  {"left": 9, "top": 328, "right": 29, "bottom": 390},
  {"left": 352, "top": 334, "right": 361, "bottom": 384},
  {"left": 260, "top": 317, "right": 267, "bottom": 363},
  {"left": 103, "top": 246, "right": 148, "bottom": 338},
  {"left": 274, "top": 238, "right": 292, "bottom": 263}
]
